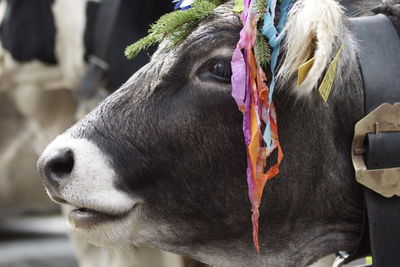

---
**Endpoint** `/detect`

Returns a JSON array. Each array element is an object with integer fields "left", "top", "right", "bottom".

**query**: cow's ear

[{"left": 278, "top": 0, "right": 345, "bottom": 98}]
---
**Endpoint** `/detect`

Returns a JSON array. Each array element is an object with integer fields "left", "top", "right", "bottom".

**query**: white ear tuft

[{"left": 278, "top": 0, "right": 344, "bottom": 98}]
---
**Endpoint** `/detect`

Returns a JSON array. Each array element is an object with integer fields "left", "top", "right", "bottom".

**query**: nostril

[
  {"left": 45, "top": 148, "right": 74, "bottom": 181},
  {"left": 50, "top": 156, "right": 74, "bottom": 176}
]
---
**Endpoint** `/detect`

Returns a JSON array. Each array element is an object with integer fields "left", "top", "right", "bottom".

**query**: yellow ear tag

[
  {"left": 297, "top": 57, "right": 315, "bottom": 87},
  {"left": 318, "top": 45, "right": 344, "bottom": 102}
]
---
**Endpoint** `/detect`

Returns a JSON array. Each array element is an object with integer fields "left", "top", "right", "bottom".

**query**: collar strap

[{"left": 343, "top": 14, "right": 400, "bottom": 266}]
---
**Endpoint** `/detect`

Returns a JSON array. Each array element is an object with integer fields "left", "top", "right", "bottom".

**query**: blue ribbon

[
  {"left": 172, "top": 0, "right": 192, "bottom": 10},
  {"left": 261, "top": 0, "right": 292, "bottom": 148}
]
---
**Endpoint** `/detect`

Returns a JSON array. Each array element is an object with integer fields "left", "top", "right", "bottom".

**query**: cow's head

[{"left": 38, "top": 1, "right": 365, "bottom": 266}]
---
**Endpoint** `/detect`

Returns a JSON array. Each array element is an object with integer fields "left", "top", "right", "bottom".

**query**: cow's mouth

[
  {"left": 68, "top": 206, "right": 130, "bottom": 227},
  {"left": 44, "top": 184, "right": 136, "bottom": 228},
  {"left": 46, "top": 193, "right": 130, "bottom": 226}
]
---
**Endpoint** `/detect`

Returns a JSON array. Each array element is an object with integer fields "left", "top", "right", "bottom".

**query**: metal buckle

[
  {"left": 332, "top": 251, "right": 349, "bottom": 267},
  {"left": 332, "top": 252, "right": 373, "bottom": 267},
  {"left": 351, "top": 103, "right": 400, "bottom": 197}
]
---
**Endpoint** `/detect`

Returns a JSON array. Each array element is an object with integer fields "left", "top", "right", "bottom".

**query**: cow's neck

[
  {"left": 169, "top": 230, "right": 356, "bottom": 267},
  {"left": 145, "top": 218, "right": 361, "bottom": 267}
]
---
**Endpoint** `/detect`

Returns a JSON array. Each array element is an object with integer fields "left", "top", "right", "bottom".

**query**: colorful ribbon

[
  {"left": 170, "top": 0, "right": 293, "bottom": 252},
  {"left": 231, "top": 0, "right": 291, "bottom": 252}
]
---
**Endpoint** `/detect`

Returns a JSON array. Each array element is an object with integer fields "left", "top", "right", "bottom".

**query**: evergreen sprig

[
  {"left": 256, "top": 0, "right": 267, "bottom": 17},
  {"left": 255, "top": 0, "right": 271, "bottom": 69},
  {"left": 125, "top": 0, "right": 272, "bottom": 71},
  {"left": 125, "top": 0, "right": 223, "bottom": 59},
  {"left": 255, "top": 32, "right": 271, "bottom": 69}
]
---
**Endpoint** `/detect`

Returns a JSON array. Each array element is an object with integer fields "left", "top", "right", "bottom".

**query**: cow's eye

[
  {"left": 208, "top": 59, "right": 232, "bottom": 83},
  {"left": 198, "top": 58, "right": 232, "bottom": 84}
]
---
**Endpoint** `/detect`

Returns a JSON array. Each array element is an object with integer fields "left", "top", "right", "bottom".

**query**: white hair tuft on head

[{"left": 278, "top": 0, "right": 345, "bottom": 98}]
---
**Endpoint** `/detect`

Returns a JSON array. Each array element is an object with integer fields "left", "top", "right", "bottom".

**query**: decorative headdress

[{"left": 126, "top": 0, "right": 293, "bottom": 252}]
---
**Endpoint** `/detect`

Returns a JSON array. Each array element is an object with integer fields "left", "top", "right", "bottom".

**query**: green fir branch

[
  {"left": 125, "top": 0, "right": 221, "bottom": 60},
  {"left": 255, "top": 0, "right": 271, "bottom": 70},
  {"left": 255, "top": 32, "right": 271, "bottom": 69},
  {"left": 256, "top": 0, "right": 267, "bottom": 17},
  {"left": 124, "top": 34, "right": 159, "bottom": 60},
  {"left": 168, "top": 20, "right": 200, "bottom": 45},
  {"left": 208, "top": 0, "right": 224, "bottom": 6}
]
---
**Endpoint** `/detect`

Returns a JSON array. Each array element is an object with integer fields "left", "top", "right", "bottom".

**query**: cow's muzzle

[{"left": 37, "top": 135, "right": 137, "bottom": 225}]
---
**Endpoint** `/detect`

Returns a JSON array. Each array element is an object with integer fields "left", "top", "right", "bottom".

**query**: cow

[
  {"left": 37, "top": 0, "right": 399, "bottom": 266},
  {"left": 0, "top": 0, "right": 172, "bottom": 212},
  {"left": 0, "top": 1, "right": 198, "bottom": 267}
]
